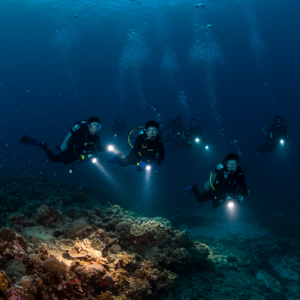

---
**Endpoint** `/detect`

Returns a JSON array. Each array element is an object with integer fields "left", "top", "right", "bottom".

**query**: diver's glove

[
  {"left": 152, "top": 165, "right": 158, "bottom": 172},
  {"left": 181, "top": 185, "right": 197, "bottom": 196},
  {"left": 108, "top": 153, "right": 122, "bottom": 163},
  {"left": 238, "top": 195, "right": 244, "bottom": 203},
  {"left": 139, "top": 162, "right": 147, "bottom": 169}
]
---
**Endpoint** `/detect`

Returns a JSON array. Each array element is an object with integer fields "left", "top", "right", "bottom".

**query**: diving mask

[{"left": 89, "top": 123, "right": 101, "bottom": 130}]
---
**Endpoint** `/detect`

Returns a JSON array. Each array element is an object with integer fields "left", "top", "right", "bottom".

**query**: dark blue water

[{"left": 0, "top": 0, "right": 299, "bottom": 222}]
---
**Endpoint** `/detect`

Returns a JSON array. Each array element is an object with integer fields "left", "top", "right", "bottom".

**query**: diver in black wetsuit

[
  {"left": 110, "top": 116, "right": 128, "bottom": 141},
  {"left": 108, "top": 120, "right": 165, "bottom": 172},
  {"left": 176, "top": 118, "right": 208, "bottom": 150},
  {"left": 182, "top": 153, "right": 248, "bottom": 209},
  {"left": 20, "top": 117, "right": 105, "bottom": 168},
  {"left": 165, "top": 113, "right": 184, "bottom": 143},
  {"left": 256, "top": 116, "right": 289, "bottom": 154}
]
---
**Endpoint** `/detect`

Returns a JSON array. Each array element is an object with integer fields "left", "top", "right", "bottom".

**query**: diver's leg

[
  {"left": 40, "top": 145, "right": 65, "bottom": 163},
  {"left": 116, "top": 153, "right": 136, "bottom": 167},
  {"left": 194, "top": 190, "right": 214, "bottom": 203}
]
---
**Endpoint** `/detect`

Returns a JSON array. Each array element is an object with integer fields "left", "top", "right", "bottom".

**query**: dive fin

[{"left": 19, "top": 136, "right": 43, "bottom": 146}]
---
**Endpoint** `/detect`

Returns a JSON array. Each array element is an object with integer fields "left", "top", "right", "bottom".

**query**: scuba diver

[
  {"left": 107, "top": 120, "right": 165, "bottom": 172},
  {"left": 182, "top": 153, "right": 248, "bottom": 209},
  {"left": 256, "top": 116, "right": 289, "bottom": 154},
  {"left": 165, "top": 113, "right": 184, "bottom": 143},
  {"left": 20, "top": 117, "right": 105, "bottom": 172},
  {"left": 110, "top": 116, "right": 128, "bottom": 141},
  {"left": 175, "top": 117, "right": 208, "bottom": 150}
]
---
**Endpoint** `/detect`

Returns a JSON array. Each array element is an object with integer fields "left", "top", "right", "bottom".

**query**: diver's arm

[
  {"left": 191, "top": 185, "right": 202, "bottom": 201},
  {"left": 68, "top": 129, "right": 85, "bottom": 154},
  {"left": 132, "top": 136, "right": 144, "bottom": 162},
  {"left": 267, "top": 127, "right": 274, "bottom": 142},
  {"left": 204, "top": 173, "right": 217, "bottom": 190}
]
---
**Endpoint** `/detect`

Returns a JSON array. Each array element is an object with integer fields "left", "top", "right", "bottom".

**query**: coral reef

[
  {"left": 1, "top": 175, "right": 299, "bottom": 299},
  {"left": 1, "top": 175, "right": 211, "bottom": 299}
]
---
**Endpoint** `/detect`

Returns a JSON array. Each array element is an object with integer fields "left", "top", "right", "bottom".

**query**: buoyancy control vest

[
  {"left": 59, "top": 120, "right": 88, "bottom": 151},
  {"left": 213, "top": 166, "right": 246, "bottom": 196}
]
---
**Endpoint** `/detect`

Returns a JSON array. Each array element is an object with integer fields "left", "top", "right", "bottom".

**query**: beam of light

[
  {"left": 280, "top": 139, "right": 284, "bottom": 145},
  {"left": 107, "top": 145, "right": 118, "bottom": 154},
  {"left": 146, "top": 165, "right": 152, "bottom": 171},
  {"left": 205, "top": 145, "right": 209, "bottom": 149},
  {"left": 195, "top": 138, "right": 200, "bottom": 143},
  {"left": 92, "top": 158, "right": 97, "bottom": 164},
  {"left": 94, "top": 161, "right": 119, "bottom": 185}
]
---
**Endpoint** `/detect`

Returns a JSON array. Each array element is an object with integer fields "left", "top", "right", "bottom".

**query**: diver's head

[
  {"left": 117, "top": 116, "right": 123, "bottom": 123},
  {"left": 274, "top": 115, "right": 283, "bottom": 126},
  {"left": 174, "top": 113, "right": 181, "bottom": 119},
  {"left": 190, "top": 118, "right": 198, "bottom": 128},
  {"left": 224, "top": 153, "right": 239, "bottom": 173},
  {"left": 145, "top": 120, "right": 159, "bottom": 140},
  {"left": 88, "top": 116, "right": 101, "bottom": 135}
]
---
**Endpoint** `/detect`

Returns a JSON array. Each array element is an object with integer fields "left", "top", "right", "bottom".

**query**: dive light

[
  {"left": 107, "top": 145, "right": 115, "bottom": 152},
  {"left": 280, "top": 139, "right": 284, "bottom": 145},
  {"left": 146, "top": 165, "right": 152, "bottom": 171},
  {"left": 195, "top": 138, "right": 200, "bottom": 143},
  {"left": 205, "top": 145, "right": 209, "bottom": 150}
]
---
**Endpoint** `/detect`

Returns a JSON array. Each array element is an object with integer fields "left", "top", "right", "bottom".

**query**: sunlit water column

[
  {"left": 189, "top": 6, "right": 228, "bottom": 148},
  {"left": 51, "top": 4, "right": 85, "bottom": 106},
  {"left": 178, "top": 90, "right": 191, "bottom": 121},
  {"left": 244, "top": 1, "right": 278, "bottom": 111},
  {"left": 118, "top": 0, "right": 151, "bottom": 112}
]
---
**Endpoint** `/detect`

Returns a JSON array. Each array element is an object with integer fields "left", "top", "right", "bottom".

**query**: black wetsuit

[
  {"left": 110, "top": 120, "right": 128, "bottom": 140},
  {"left": 116, "top": 133, "right": 165, "bottom": 171},
  {"left": 166, "top": 117, "right": 184, "bottom": 142},
  {"left": 176, "top": 125, "right": 207, "bottom": 150},
  {"left": 41, "top": 125, "right": 105, "bottom": 165},
  {"left": 256, "top": 124, "right": 288, "bottom": 154},
  {"left": 193, "top": 166, "right": 248, "bottom": 209}
]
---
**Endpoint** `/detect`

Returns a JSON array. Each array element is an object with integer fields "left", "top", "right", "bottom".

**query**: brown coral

[
  {"left": 97, "top": 290, "right": 114, "bottom": 300},
  {"left": 71, "top": 219, "right": 89, "bottom": 236},
  {"left": 116, "top": 222, "right": 130, "bottom": 231},
  {"left": 134, "top": 269, "right": 144, "bottom": 278},
  {"left": 0, "top": 228, "right": 16, "bottom": 242},
  {"left": 43, "top": 258, "right": 68, "bottom": 274},
  {"left": 20, "top": 276, "right": 37, "bottom": 294},
  {"left": 175, "top": 231, "right": 192, "bottom": 246},
  {"left": 0, "top": 271, "right": 9, "bottom": 291}
]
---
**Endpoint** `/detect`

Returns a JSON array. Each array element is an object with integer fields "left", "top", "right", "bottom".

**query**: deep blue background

[{"left": 0, "top": 0, "right": 299, "bottom": 221}]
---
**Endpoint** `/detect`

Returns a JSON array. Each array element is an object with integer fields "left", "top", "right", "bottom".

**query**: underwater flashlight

[
  {"left": 108, "top": 145, "right": 115, "bottom": 152},
  {"left": 205, "top": 145, "right": 209, "bottom": 150},
  {"left": 280, "top": 139, "right": 284, "bottom": 145},
  {"left": 146, "top": 165, "right": 152, "bottom": 171},
  {"left": 114, "top": 134, "right": 117, "bottom": 137},
  {"left": 69, "top": 169, "right": 73, "bottom": 174},
  {"left": 92, "top": 158, "right": 97, "bottom": 164},
  {"left": 195, "top": 138, "right": 200, "bottom": 143},
  {"left": 227, "top": 201, "right": 234, "bottom": 208}
]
